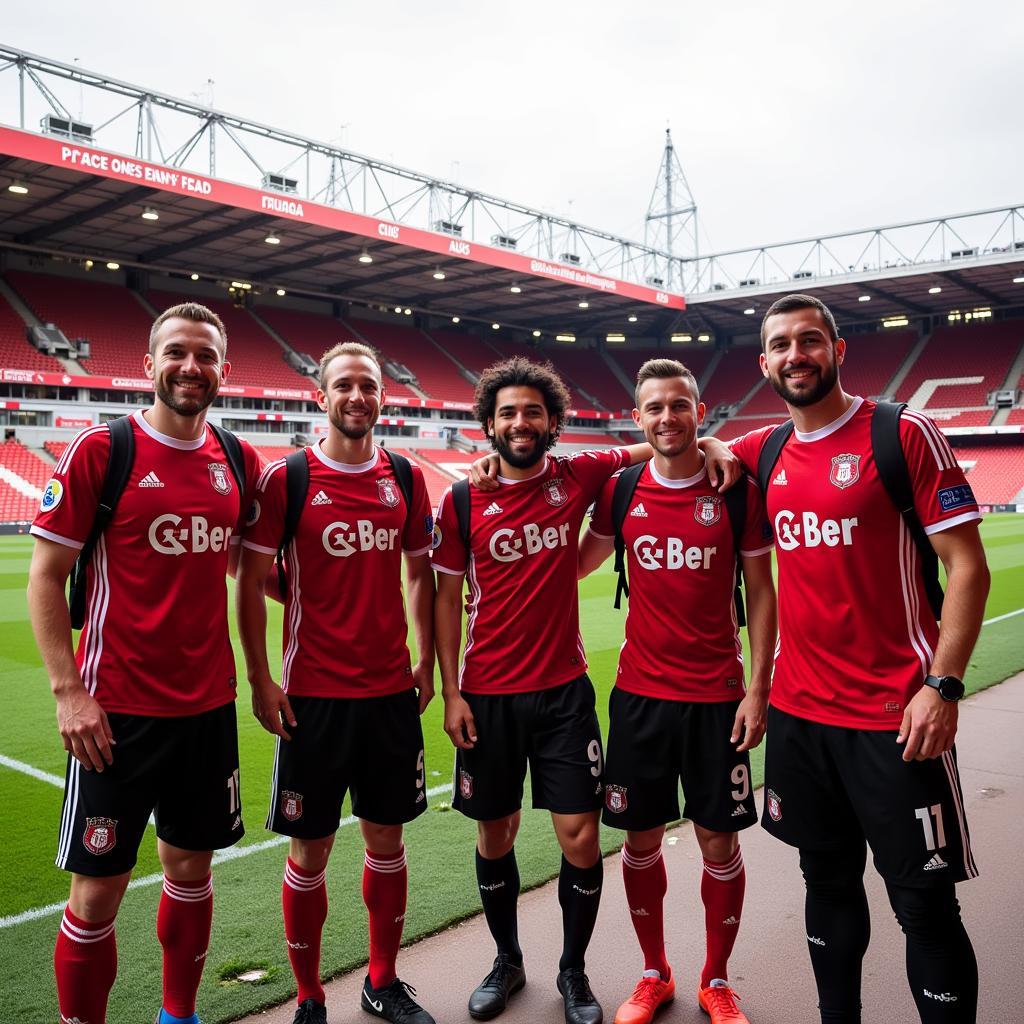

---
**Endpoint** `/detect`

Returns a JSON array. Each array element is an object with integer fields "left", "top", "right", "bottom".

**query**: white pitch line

[
  {"left": 982, "top": 607, "right": 1024, "bottom": 627},
  {"left": 0, "top": 753, "right": 64, "bottom": 788},
  {"left": 0, "top": 782, "right": 453, "bottom": 930}
]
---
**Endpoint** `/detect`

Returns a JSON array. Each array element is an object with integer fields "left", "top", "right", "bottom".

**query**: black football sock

[
  {"left": 886, "top": 881, "right": 978, "bottom": 1023},
  {"left": 558, "top": 854, "right": 603, "bottom": 972},
  {"left": 800, "top": 845, "right": 871, "bottom": 1024},
  {"left": 475, "top": 848, "right": 522, "bottom": 964}
]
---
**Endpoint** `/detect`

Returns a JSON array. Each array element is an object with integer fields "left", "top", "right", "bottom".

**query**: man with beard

[
  {"left": 728, "top": 294, "right": 989, "bottom": 1024},
  {"left": 433, "top": 356, "right": 689, "bottom": 1024},
  {"left": 578, "top": 359, "right": 776, "bottom": 1024},
  {"left": 28, "top": 303, "right": 262, "bottom": 1024},
  {"left": 236, "top": 341, "right": 436, "bottom": 1024}
]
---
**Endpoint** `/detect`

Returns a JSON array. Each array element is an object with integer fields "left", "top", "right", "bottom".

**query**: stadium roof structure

[{"left": 0, "top": 45, "right": 1022, "bottom": 344}]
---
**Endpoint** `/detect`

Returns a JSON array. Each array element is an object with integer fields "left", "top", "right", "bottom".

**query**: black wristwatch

[{"left": 924, "top": 674, "right": 965, "bottom": 702}]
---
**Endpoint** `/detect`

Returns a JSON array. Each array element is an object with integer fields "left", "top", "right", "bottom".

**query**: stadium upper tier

[
  {"left": 896, "top": 320, "right": 1024, "bottom": 409},
  {"left": 0, "top": 285, "right": 65, "bottom": 373}
]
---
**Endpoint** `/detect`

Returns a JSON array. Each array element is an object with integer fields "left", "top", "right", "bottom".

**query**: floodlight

[
  {"left": 359, "top": 250, "right": 374, "bottom": 264},
  {"left": 606, "top": 333, "right": 626, "bottom": 343},
  {"left": 555, "top": 333, "right": 576, "bottom": 343},
  {"left": 106, "top": 262, "right": 120, "bottom": 271},
  {"left": 627, "top": 315, "right": 638, "bottom": 323},
  {"left": 276, "top": 288, "right": 286, "bottom": 296},
  {"left": 7, "top": 180, "right": 28, "bottom": 194},
  {"left": 264, "top": 232, "right": 281, "bottom": 245},
  {"left": 84, "top": 260, "right": 93, "bottom": 269},
  {"left": 882, "top": 317, "right": 909, "bottom": 328},
  {"left": 510, "top": 285, "right": 522, "bottom": 294},
  {"left": 394, "top": 306, "right": 402, "bottom": 313},
  {"left": 578, "top": 301, "right": 589, "bottom": 309},
  {"left": 190, "top": 273, "right": 200, "bottom": 281},
  {"left": 928, "top": 286, "right": 942, "bottom": 294},
  {"left": 1014, "top": 276, "right": 1024, "bottom": 284},
  {"left": 532, "top": 330, "right": 541, "bottom": 338},
  {"left": 743, "top": 308, "right": 755, "bottom": 315},
  {"left": 432, "top": 268, "right": 446, "bottom": 280},
  {"left": 403, "top": 308, "right": 412, "bottom": 315},
  {"left": 670, "top": 333, "right": 692, "bottom": 343},
  {"left": 452, "top": 316, "right": 461, "bottom": 324},
  {"left": 491, "top": 323, "right": 500, "bottom": 330},
  {"left": 858, "top": 295, "right": 871, "bottom": 302},
  {"left": 697, "top": 333, "right": 711, "bottom": 342},
  {"left": 141, "top": 206, "right": 159, "bottom": 222}
]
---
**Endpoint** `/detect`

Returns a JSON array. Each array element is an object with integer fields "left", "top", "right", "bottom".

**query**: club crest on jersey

[
  {"left": 83, "top": 817, "right": 117, "bottom": 855},
  {"left": 829, "top": 453, "right": 861, "bottom": 490},
  {"left": 767, "top": 789, "right": 782, "bottom": 822},
  {"left": 694, "top": 495, "right": 722, "bottom": 526},
  {"left": 208, "top": 462, "right": 232, "bottom": 495},
  {"left": 459, "top": 770, "right": 473, "bottom": 799},
  {"left": 543, "top": 477, "right": 568, "bottom": 506},
  {"left": 245, "top": 499, "right": 261, "bottom": 526},
  {"left": 605, "top": 785, "right": 628, "bottom": 814},
  {"left": 378, "top": 477, "right": 401, "bottom": 508},
  {"left": 281, "top": 790, "right": 303, "bottom": 822}
]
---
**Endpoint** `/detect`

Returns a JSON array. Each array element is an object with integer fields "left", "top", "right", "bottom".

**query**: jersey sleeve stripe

[
  {"left": 241, "top": 539, "right": 277, "bottom": 555},
  {"left": 740, "top": 543, "right": 774, "bottom": 557},
  {"left": 403, "top": 543, "right": 432, "bottom": 557},
  {"left": 29, "top": 525, "right": 85, "bottom": 550},
  {"left": 256, "top": 458, "right": 286, "bottom": 492},
  {"left": 54, "top": 423, "right": 108, "bottom": 475},
  {"left": 923, "top": 510, "right": 981, "bottom": 535},
  {"left": 432, "top": 561, "right": 465, "bottom": 576},
  {"left": 587, "top": 526, "right": 614, "bottom": 540},
  {"left": 902, "top": 409, "right": 954, "bottom": 470}
]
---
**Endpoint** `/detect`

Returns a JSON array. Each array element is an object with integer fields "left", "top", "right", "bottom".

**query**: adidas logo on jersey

[
  {"left": 630, "top": 503, "right": 649, "bottom": 518},
  {"left": 923, "top": 853, "right": 948, "bottom": 871},
  {"left": 807, "top": 935, "right": 826, "bottom": 947},
  {"left": 772, "top": 469, "right": 788, "bottom": 485},
  {"left": 731, "top": 805, "right": 747, "bottom": 817},
  {"left": 722, "top": 915, "right": 739, "bottom": 926},
  {"left": 630, "top": 907, "right": 650, "bottom": 917},
  {"left": 139, "top": 471, "right": 164, "bottom": 488},
  {"left": 923, "top": 989, "right": 958, "bottom": 1003},
  {"left": 311, "top": 490, "right": 332, "bottom": 506},
  {"left": 482, "top": 501, "right": 503, "bottom": 516}
]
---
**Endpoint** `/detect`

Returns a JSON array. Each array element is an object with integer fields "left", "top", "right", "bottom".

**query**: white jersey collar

[
  {"left": 793, "top": 396, "right": 864, "bottom": 443},
  {"left": 134, "top": 409, "right": 207, "bottom": 451},
  {"left": 649, "top": 458, "right": 707, "bottom": 490},
  {"left": 312, "top": 440, "right": 380, "bottom": 474}
]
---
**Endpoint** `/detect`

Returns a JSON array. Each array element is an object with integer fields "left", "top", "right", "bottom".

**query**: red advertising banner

[
  {"left": 55, "top": 416, "right": 92, "bottom": 428},
  {"left": 0, "top": 366, "right": 613, "bottom": 420},
  {"left": 0, "top": 125, "right": 685, "bottom": 310}
]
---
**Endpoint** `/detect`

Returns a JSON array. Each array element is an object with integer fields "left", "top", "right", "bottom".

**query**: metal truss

[
  {"left": 0, "top": 46, "right": 679, "bottom": 288},
  {"left": 644, "top": 128, "right": 698, "bottom": 292},
  {"left": 682, "top": 205, "right": 1024, "bottom": 297}
]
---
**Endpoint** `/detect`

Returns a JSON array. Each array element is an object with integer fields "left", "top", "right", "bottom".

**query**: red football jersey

[
  {"left": 589, "top": 463, "right": 772, "bottom": 701},
  {"left": 433, "top": 448, "right": 627, "bottom": 694},
  {"left": 31, "top": 411, "right": 261, "bottom": 717},
  {"left": 730, "top": 398, "right": 981, "bottom": 729},
  {"left": 241, "top": 444, "right": 433, "bottom": 698}
]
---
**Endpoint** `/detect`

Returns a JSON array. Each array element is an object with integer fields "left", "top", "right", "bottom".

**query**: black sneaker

[
  {"left": 292, "top": 998, "right": 327, "bottom": 1024},
  {"left": 468, "top": 954, "right": 527, "bottom": 1020},
  {"left": 556, "top": 967, "right": 603, "bottom": 1024},
  {"left": 361, "top": 976, "right": 435, "bottom": 1024}
]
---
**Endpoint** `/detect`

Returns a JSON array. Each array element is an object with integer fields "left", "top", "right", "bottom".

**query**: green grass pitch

[{"left": 1, "top": 515, "right": 1022, "bottom": 1023}]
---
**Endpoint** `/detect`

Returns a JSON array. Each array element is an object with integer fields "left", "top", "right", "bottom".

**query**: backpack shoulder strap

[
  {"left": 276, "top": 449, "right": 310, "bottom": 598},
  {"left": 68, "top": 416, "right": 135, "bottom": 630},
  {"left": 208, "top": 423, "right": 246, "bottom": 494},
  {"left": 452, "top": 477, "right": 471, "bottom": 551},
  {"left": 611, "top": 462, "right": 646, "bottom": 609},
  {"left": 382, "top": 448, "right": 415, "bottom": 519},
  {"left": 757, "top": 421, "right": 795, "bottom": 493},
  {"left": 722, "top": 477, "right": 749, "bottom": 627},
  {"left": 871, "top": 401, "right": 944, "bottom": 619}
]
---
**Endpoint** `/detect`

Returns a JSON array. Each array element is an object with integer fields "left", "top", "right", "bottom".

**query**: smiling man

[
  {"left": 729, "top": 294, "right": 990, "bottom": 1024},
  {"left": 27, "top": 303, "right": 261, "bottom": 1024},
  {"left": 578, "top": 359, "right": 776, "bottom": 1024},
  {"left": 236, "top": 341, "right": 436, "bottom": 1024}
]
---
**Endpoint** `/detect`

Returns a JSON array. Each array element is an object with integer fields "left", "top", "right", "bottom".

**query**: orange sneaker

[
  {"left": 697, "top": 979, "right": 749, "bottom": 1023},
  {"left": 614, "top": 971, "right": 675, "bottom": 1024}
]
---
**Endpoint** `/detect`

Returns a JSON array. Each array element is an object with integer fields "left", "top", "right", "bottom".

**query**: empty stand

[
  {"left": 840, "top": 329, "right": 917, "bottom": 399},
  {"left": 428, "top": 328, "right": 503, "bottom": 378},
  {"left": 952, "top": 444, "right": 1024, "bottom": 504},
  {"left": 700, "top": 346, "right": 763, "bottom": 412},
  {"left": 927, "top": 410, "right": 994, "bottom": 427},
  {"left": 8, "top": 270, "right": 154, "bottom": 377},
  {"left": 712, "top": 415, "right": 785, "bottom": 441},
  {"left": 0, "top": 284, "right": 66, "bottom": 372},
  {"left": 43, "top": 440, "right": 69, "bottom": 460},
  {"left": 540, "top": 348, "right": 633, "bottom": 413},
  {"left": 609, "top": 346, "right": 717, "bottom": 393},
  {"left": 148, "top": 292, "right": 310, "bottom": 389},
  {"left": 347, "top": 319, "right": 471, "bottom": 403},
  {"left": 1005, "top": 408, "right": 1024, "bottom": 425},
  {"left": 898, "top": 320, "right": 1024, "bottom": 409},
  {"left": 0, "top": 440, "right": 50, "bottom": 521}
]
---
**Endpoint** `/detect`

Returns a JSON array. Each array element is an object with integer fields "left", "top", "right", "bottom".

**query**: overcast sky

[{"left": 4, "top": 1, "right": 1022, "bottom": 255}]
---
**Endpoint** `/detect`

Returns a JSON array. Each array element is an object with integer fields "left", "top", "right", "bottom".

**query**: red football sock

[
  {"left": 282, "top": 858, "right": 328, "bottom": 1006},
  {"left": 700, "top": 847, "right": 745, "bottom": 988},
  {"left": 363, "top": 846, "right": 408, "bottom": 990},
  {"left": 54, "top": 905, "right": 118, "bottom": 1024},
  {"left": 156, "top": 874, "right": 214, "bottom": 1018},
  {"left": 621, "top": 842, "right": 670, "bottom": 980}
]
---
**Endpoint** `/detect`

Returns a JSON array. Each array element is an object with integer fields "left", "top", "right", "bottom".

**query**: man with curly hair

[{"left": 433, "top": 356, "right": 737, "bottom": 1024}]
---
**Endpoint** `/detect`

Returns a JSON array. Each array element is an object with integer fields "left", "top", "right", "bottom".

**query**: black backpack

[
  {"left": 610, "top": 461, "right": 750, "bottom": 625},
  {"left": 274, "top": 447, "right": 415, "bottom": 597},
  {"left": 68, "top": 415, "right": 247, "bottom": 630},
  {"left": 755, "top": 400, "right": 944, "bottom": 620}
]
